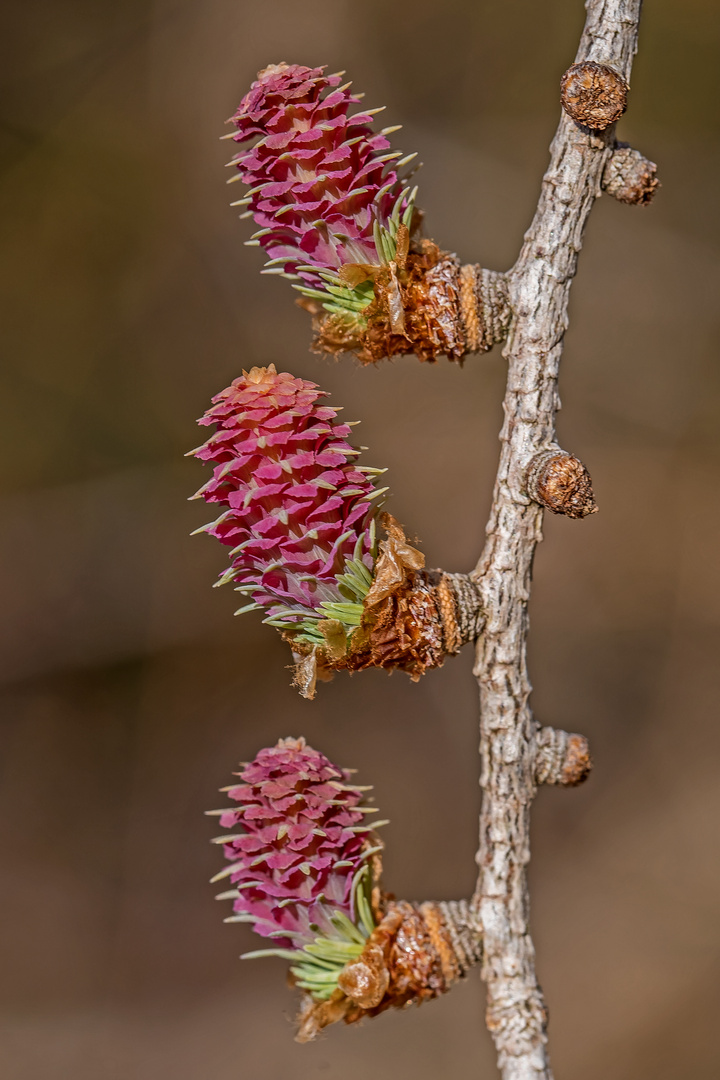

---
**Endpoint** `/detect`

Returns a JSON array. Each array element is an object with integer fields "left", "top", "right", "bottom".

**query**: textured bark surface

[{"left": 470, "top": 3, "right": 644, "bottom": 1078}]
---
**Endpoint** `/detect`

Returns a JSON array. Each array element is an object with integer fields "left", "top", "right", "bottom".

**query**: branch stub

[
  {"left": 535, "top": 726, "right": 593, "bottom": 786},
  {"left": 524, "top": 449, "right": 597, "bottom": 519}
]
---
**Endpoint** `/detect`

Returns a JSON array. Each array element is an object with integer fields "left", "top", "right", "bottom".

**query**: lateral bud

[
  {"left": 296, "top": 898, "right": 482, "bottom": 1042},
  {"left": 560, "top": 61, "right": 628, "bottom": 131},
  {"left": 524, "top": 448, "right": 597, "bottom": 519},
  {"left": 603, "top": 143, "right": 660, "bottom": 205},
  {"left": 535, "top": 726, "right": 592, "bottom": 786}
]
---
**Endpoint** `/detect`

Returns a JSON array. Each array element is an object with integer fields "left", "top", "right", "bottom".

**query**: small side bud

[
  {"left": 524, "top": 449, "right": 597, "bottom": 519},
  {"left": 560, "top": 61, "right": 628, "bottom": 130},
  {"left": 603, "top": 143, "right": 660, "bottom": 205},
  {"left": 536, "top": 726, "right": 592, "bottom": 787}
]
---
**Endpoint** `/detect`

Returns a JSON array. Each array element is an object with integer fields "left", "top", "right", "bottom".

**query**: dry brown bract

[{"left": 289, "top": 515, "right": 484, "bottom": 698}]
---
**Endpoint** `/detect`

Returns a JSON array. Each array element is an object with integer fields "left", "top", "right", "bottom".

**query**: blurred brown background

[{"left": 1, "top": 1, "right": 719, "bottom": 1077}]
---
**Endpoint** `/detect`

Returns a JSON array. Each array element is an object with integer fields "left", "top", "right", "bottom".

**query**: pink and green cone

[
  {"left": 189, "top": 365, "right": 387, "bottom": 646},
  {"left": 226, "top": 62, "right": 420, "bottom": 328},
  {"left": 209, "top": 737, "right": 385, "bottom": 999}
]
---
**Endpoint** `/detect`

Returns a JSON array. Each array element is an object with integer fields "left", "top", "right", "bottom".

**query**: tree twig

[{"left": 470, "top": 2, "right": 644, "bottom": 1077}]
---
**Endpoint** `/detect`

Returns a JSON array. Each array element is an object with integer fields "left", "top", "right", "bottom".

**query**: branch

[
  {"left": 228, "top": 61, "right": 656, "bottom": 368},
  {"left": 213, "top": 15, "right": 654, "bottom": 1062},
  {"left": 470, "top": 3, "right": 644, "bottom": 1077}
]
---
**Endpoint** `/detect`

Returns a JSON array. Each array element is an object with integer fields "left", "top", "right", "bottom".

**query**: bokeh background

[{"left": 1, "top": 1, "right": 719, "bottom": 1077}]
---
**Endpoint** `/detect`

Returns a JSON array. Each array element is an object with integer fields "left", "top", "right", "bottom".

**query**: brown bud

[
  {"left": 350, "top": 899, "right": 480, "bottom": 1014},
  {"left": 560, "top": 61, "right": 628, "bottom": 130},
  {"left": 536, "top": 726, "right": 593, "bottom": 786},
  {"left": 603, "top": 144, "right": 660, "bottom": 205},
  {"left": 525, "top": 449, "right": 597, "bottom": 519}
]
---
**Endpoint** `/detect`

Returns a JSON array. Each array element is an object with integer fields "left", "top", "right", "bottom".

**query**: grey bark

[{"left": 469, "top": 2, "right": 644, "bottom": 1078}]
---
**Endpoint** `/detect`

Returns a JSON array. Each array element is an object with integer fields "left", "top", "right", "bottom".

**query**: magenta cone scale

[
  {"left": 189, "top": 365, "right": 386, "bottom": 643},
  {"left": 210, "top": 738, "right": 385, "bottom": 999},
  {"left": 212, "top": 737, "right": 382, "bottom": 944},
  {"left": 227, "top": 63, "right": 419, "bottom": 320}
]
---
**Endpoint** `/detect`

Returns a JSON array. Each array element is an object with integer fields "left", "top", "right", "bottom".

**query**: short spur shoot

[
  {"left": 226, "top": 63, "right": 510, "bottom": 363},
  {"left": 209, "top": 737, "right": 480, "bottom": 1041},
  {"left": 189, "top": 365, "right": 483, "bottom": 696}
]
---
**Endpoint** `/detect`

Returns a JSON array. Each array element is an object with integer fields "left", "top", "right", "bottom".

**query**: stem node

[
  {"left": 524, "top": 448, "right": 597, "bottom": 519},
  {"left": 536, "top": 726, "right": 592, "bottom": 786}
]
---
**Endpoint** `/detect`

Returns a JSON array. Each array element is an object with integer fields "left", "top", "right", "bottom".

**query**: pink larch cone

[
  {"left": 210, "top": 737, "right": 383, "bottom": 947},
  {"left": 189, "top": 365, "right": 386, "bottom": 646},
  {"left": 208, "top": 738, "right": 481, "bottom": 1034},
  {"left": 225, "top": 63, "right": 512, "bottom": 366},
  {"left": 226, "top": 62, "right": 419, "bottom": 323}
]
